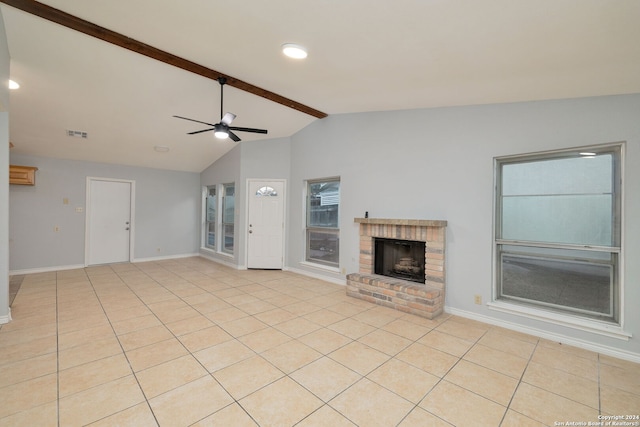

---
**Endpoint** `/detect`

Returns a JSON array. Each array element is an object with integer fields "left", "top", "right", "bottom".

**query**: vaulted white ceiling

[{"left": 4, "top": 0, "right": 640, "bottom": 172}]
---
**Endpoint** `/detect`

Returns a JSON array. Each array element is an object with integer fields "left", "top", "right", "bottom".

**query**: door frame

[
  {"left": 85, "top": 177, "right": 136, "bottom": 266},
  {"left": 245, "top": 178, "right": 287, "bottom": 269}
]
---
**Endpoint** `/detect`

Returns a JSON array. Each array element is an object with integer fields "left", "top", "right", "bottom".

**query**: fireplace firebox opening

[{"left": 374, "top": 238, "right": 426, "bottom": 284}]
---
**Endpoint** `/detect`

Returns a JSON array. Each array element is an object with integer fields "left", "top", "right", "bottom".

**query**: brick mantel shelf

[
  {"left": 354, "top": 218, "right": 447, "bottom": 227},
  {"left": 347, "top": 217, "right": 447, "bottom": 319}
]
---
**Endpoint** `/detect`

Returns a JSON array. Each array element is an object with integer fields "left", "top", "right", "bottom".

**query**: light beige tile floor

[{"left": 1, "top": 257, "right": 639, "bottom": 426}]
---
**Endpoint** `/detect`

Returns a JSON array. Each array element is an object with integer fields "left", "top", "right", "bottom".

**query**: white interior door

[
  {"left": 87, "top": 178, "right": 133, "bottom": 265},
  {"left": 247, "top": 180, "right": 285, "bottom": 269}
]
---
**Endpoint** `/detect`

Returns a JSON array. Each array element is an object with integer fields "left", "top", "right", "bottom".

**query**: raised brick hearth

[{"left": 346, "top": 218, "right": 447, "bottom": 319}]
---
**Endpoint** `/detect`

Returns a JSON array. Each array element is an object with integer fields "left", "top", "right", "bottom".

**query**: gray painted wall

[
  {"left": 9, "top": 155, "right": 201, "bottom": 271},
  {"left": 239, "top": 138, "right": 291, "bottom": 268},
  {"left": 199, "top": 137, "right": 291, "bottom": 267},
  {"left": 1, "top": 8, "right": 11, "bottom": 322},
  {"left": 200, "top": 94, "right": 640, "bottom": 357},
  {"left": 286, "top": 94, "right": 640, "bottom": 356}
]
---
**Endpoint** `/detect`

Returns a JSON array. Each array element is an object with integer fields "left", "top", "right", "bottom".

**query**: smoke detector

[{"left": 66, "top": 130, "right": 88, "bottom": 139}]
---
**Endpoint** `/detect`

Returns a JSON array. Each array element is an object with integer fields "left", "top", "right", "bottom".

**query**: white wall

[
  {"left": 9, "top": 155, "right": 201, "bottom": 272},
  {"left": 285, "top": 94, "right": 640, "bottom": 357},
  {"left": 1, "top": 8, "right": 11, "bottom": 323}
]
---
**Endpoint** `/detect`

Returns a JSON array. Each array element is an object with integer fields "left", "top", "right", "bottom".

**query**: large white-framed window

[
  {"left": 205, "top": 186, "right": 217, "bottom": 250},
  {"left": 305, "top": 178, "right": 340, "bottom": 267},
  {"left": 493, "top": 143, "right": 623, "bottom": 326},
  {"left": 222, "top": 183, "right": 235, "bottom": 254}
]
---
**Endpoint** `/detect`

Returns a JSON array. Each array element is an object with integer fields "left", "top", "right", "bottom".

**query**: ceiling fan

[{"left": 173, "top": 77, "right": 268, "bottom": 142}]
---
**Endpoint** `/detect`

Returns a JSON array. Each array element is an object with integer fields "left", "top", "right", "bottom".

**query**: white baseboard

[
  {"left": 9, "top": 264, "right": 85, "bottom": 276},
  {"left": 132, "top": 253, "right": 200, "bottom": 263},
  {"left": 0, "top": 308, "right": 11, "bottom": 325},
  {"left": 284, "top": 266, "right": 346, "bottom": 286},
  {"left": 445, "top": 306, "right": 640, "bottom": 364},
  {"left": 198, "top": 253, "right": 239, "bottom": 270},
  {"left": 8, "top": 253, "right": 202, "bottom": 275}
]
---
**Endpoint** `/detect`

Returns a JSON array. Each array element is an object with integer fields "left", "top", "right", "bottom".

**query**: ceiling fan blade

[
  {"left": 173, "top": 115, "right": 217, "bottom": 127},
  {"left": 188, "top": 128, "right": 215, "bottom": 135},
  {"left": 221, "top": 112, "right": 236, "bottom": 125},
  {"left": 229, "top": 126, "right": 268, "bottom": 134},
  {"left": 228, "top": 131, "right": 241, "bottom": 142}
]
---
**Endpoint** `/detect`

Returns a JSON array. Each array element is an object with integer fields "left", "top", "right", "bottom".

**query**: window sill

[
  {"left": 299, "top": 261, "right": 340, "bottom": 274},
  {"left": 487, "top": 300, "right": 632, "bottom": 341}
]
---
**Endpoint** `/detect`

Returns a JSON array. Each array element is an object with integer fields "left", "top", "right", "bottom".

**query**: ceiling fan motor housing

[{"left": 173, "top": 76, "right": 268, "bottom": 142}]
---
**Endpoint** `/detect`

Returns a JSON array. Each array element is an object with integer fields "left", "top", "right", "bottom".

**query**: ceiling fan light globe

[
  {"left": 214, "top": 129, "right": 229, "bottom": 139},
  {"left": 214, "top": 123, "right": 229, "bottom": 139}
]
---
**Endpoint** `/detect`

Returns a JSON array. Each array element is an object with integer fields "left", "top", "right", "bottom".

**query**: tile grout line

[
  {"left": 85, "top": 265, "right": 162, "bottom": 426},
  {"left": 11, "top": 260, "right": 636, "bottom": 426},
  {"left": 148, "top": 265, "right": 263, "bottom": 426},
  {"left": 379, "top": 322, "right": 456, "bottom": 427},
  {"left": 597, "top": 352, "right": 602, "bottom": 415},
  {"left": 120, "top": 263, "right": 261, "bottom": 412},
  {"left": 416, "top": 322, "right": 494, "bottom": 425},
  {"left": 498, "top": 334, "right": 540, "bottom": 426},
  {"left": 55, "top": 272, "right": 60, "bottom": 427}
]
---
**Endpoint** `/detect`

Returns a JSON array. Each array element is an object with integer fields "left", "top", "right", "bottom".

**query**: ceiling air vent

[{"left": 66, "top": 129, "right": 88, "bottom": 139}]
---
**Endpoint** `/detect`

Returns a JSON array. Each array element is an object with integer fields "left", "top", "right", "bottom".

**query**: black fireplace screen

[{"left": 374, "top": 238, "right": 426, "bottom": 284}]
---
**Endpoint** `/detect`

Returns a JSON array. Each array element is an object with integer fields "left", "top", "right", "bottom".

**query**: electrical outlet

[{"left": 474, "top": 294, "right": 482, "bottom": 305}]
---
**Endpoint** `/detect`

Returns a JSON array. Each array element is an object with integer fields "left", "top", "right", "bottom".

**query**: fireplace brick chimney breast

[{"left": 346, "top": 218, "right": 447, "bottom": 319}]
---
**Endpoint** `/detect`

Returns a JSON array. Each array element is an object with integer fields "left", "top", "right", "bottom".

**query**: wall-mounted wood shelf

[{"left": 9, "top": 165, "right": 38, "bottom": 185}]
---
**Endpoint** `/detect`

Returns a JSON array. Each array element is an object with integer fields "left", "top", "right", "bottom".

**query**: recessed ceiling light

[
  {"left": 282, "top": 43, "right": 308, "bottom": 59},
  {"left": 9, "top": 80, "right": 20, "bottom": 90},
  {"left": 154, "top": 145, "right": 170, "bottom": 152},
  {"left": 579, "top": 152, "right": 596, "bottom": 156}
]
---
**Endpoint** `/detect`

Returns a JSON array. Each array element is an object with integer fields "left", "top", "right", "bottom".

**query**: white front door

[
  {"left": 247, "top": 180, "right": 285, "bottom": 269},
  {"left": 87, "top": 178, "right": 133, "bottom": 265}
]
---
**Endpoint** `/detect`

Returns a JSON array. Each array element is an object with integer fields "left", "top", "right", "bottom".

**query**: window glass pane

[
  {"left": 223, "top": 224, "right": 234, "bottom": 253},
  {"left": 207, "top": 223, "right": 215, "bottom": 247},
  {"left": 495, "top": 145, "right": 621, "bottom": 324},
  {"left": 499, "top": 246, "right": 615, "bottom": 320},
  {"left": 256, "top": 186, "right": 278, "bottom": 197},
  {"left": 222, "top": 184, "right": 234, "bottom": 253},
  {"left": 306, "top": 178, "right": 340, "bottom": 267},
  {"left": 223, "top": 184, "right": 234, "bottom": 224},
  {"left": 502, "top": 155, "right": 612, "bottom": 195},
  {"left": 501, "top": 194, "right": 613, "bottom": 245},
  {"left": 308, "top": 181, "right": 339, "bottom": 228},
  {"left": 500, "top": 154, "right": 614, "bottom": 246},
  {"left": 307, "top": 230, "right": 339, "bottom": 265},
  {"left": 206, "top": 188, "right": 216, "bottom": 222},
  {"left": 205, "top": 186, "right": 216, "bottom": 249}
]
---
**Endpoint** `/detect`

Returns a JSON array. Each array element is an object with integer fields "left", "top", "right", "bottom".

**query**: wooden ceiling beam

[{"left": 0, "top": 0, "right": 328, "bottom": 119}]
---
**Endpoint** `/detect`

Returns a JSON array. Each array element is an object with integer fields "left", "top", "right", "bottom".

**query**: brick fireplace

[{"left": 346, "top": 218, "right": 447, "bottom": 319}]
